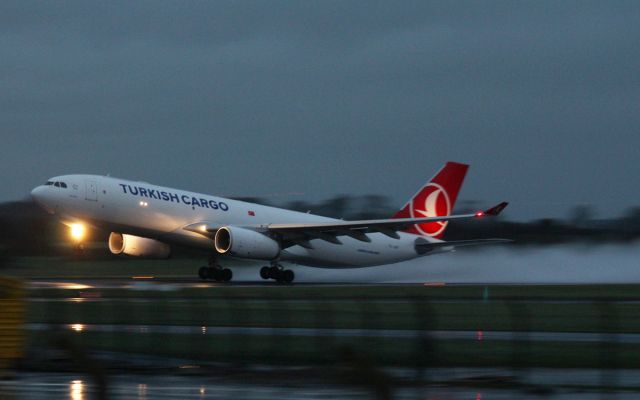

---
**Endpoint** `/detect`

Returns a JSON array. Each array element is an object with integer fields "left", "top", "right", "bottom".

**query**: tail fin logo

[{"left": 410, "top": 183, "right": 451, "bottom": 237}]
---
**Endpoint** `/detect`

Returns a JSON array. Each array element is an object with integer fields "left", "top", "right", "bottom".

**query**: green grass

[
  {"left": 3, "top": 256, "right": 203, "bottom": 279},
  {"left": 24, "top": 298, "right": 640, "bottom": 332}
]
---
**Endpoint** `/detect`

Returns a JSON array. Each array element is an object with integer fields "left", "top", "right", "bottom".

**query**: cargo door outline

[{"left": 85, "top": 180, "right": 98, "bottom": 201}]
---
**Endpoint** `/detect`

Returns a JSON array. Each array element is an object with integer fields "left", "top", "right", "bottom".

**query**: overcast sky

[{"left": 1, "top": 1, "right": 639, "bottom": 220}]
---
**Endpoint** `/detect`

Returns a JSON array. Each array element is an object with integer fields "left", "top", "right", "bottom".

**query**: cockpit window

[{"left": 46, "top": 180, "right": 68, "bottom": 188}]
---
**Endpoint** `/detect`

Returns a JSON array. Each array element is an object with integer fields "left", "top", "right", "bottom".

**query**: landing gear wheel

[
  {"left": 199, "top": 256, "right": 232, "bottom": 282},
  {"left": 263, "top": 262, "right": 294, "bottom": 284},
  {"left": 214, "top": 268, "right": 224, "bottom": 282},
  {"left": 221, "top": 268, "right": 233, "bottom": 282},
  {"left": 282, "top": 269, "right": 294, "bottom": 283}
]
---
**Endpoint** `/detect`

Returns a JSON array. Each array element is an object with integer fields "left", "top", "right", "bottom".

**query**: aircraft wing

[
  {"left": 266, "top": 202, "right": 507, "bottom": 246},
  {"left": 184, "top": 202, "right": 508, "bottom": 248}
]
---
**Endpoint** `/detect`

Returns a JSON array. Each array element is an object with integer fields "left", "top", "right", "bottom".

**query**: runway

[{"left": 26, "top": 277, "right": 454, "bottom": 290}]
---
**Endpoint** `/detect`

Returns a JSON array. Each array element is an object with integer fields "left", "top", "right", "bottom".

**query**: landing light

[
  {"left": 70, "top": 224, "right": 85, "bottom": 241},
  {"left": 475, "top": 211, "right": 485, "bottom": 217}
]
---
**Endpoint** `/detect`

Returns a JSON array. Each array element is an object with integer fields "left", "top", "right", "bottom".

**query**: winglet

[{"left": 483, "top": 202, "right": 509, "bottom": 216}]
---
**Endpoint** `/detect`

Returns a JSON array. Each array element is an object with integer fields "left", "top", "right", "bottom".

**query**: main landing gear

[
  {"left": 260, "top": 262, "right": 294, "bottom": 284},
  {"left": 198, "top": 256, "right": 233, "bottom": 282}
]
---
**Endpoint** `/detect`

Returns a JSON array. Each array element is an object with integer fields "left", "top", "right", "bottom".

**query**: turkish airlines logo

[{"left": 410, "top": 183, "right": 451, "bottom": 237}]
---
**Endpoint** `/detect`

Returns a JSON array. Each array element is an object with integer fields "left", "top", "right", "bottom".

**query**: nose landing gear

[{"left": 260, "top": 262, "right": 294, "bottom": 283}]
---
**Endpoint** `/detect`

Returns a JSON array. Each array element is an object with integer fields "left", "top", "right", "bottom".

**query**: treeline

[
  {"left": 0, "top": 197, "right": 639, "bottom": 258},
  {"left": 0, "top": 201, "right": 59, "bottom": 257}
]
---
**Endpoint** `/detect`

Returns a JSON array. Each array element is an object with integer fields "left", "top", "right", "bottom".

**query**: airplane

[{"left": 30, "top": 162, "right": 509, "bottom": 283}]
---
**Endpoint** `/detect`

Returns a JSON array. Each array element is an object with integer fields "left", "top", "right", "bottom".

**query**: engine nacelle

[
  {"left": 108, "top": 232, "right": 171, "bottom": 259},
  {"left": 214, "top": 226, "right": 280, "bottom": 260}
]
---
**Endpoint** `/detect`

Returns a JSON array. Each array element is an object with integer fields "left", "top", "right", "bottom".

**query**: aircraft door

[{"left": 85, "top": 180, "right": 98, "bottom": 201}]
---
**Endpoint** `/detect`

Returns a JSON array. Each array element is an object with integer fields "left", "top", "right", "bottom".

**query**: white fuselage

[{"left": 31, "top": 175, "right": 443, "bottom": 268}]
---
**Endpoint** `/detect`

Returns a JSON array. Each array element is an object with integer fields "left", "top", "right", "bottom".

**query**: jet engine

[
  {"left": 108, "top": 232, "right": 171, "bottom": 259},
  {"left": 214, "top": 226, "right": 280, "bottom": 260}
]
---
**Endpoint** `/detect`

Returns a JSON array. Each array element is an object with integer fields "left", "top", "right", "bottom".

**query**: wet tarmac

[
  {"left": 27, "top": 278, "right": 448, "bottom": 290},
  {"left": 2, "top": 370, "right": 640, "bottom": 399},
  {"left": 27, "top": 277, "right": 615, "bottom": 291}
]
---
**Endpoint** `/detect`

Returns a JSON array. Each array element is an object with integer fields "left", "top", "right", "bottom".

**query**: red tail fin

[{"left": 392, "top": 162, "right": 469, "bottom": 239}]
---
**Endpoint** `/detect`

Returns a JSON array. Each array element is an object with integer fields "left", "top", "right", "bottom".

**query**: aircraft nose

[
  {"left": 31, "top": 186, "right": 54, "bottom": 213},
  {"left": 30, "top": 186, "right": 43, "bottom": 201}
]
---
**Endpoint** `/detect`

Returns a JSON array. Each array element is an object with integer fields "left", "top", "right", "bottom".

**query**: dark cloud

[{"left": 1, "top": 1, "right": 639, "bottom": 219}]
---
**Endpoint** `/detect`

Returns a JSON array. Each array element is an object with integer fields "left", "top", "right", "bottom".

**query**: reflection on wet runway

[
  {"left": 27, "top": 279, "right": 440, "bottom": 290},
  {"left": 3, "top": 372, "right": 640, "bottom": 399},
  {"left": 70, "top": 379, "right": 82, "bottom": 400}
]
